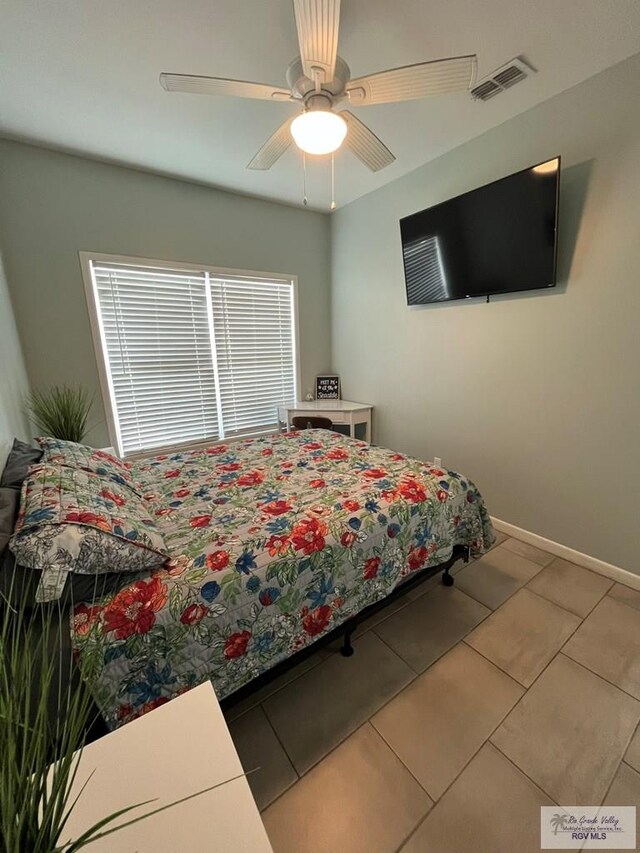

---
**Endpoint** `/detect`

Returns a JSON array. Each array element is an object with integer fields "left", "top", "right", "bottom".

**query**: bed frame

[{"left": 219, "top": 544, "right": 469, "bottom": 712}]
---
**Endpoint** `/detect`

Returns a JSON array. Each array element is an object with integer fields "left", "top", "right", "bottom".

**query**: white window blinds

[
  {"left": 87, "top": 258, "right": 296, "bottom": 456},
  {"left": 211, "top": 277, "right": 296, "bottom": 438}
]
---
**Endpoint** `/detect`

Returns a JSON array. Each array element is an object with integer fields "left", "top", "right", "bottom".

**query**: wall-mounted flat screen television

[{"left": 400, "top": 157, "right": 560, "bottom": 305}]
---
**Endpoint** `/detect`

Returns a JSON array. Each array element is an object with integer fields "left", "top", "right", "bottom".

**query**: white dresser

[{"left": 277, "top": 400, "right": 373, "bottom": 443}]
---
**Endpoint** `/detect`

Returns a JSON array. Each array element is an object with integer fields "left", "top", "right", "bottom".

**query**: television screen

[{"left": 400, "top": 157, "right": 560, "bottom": 305}]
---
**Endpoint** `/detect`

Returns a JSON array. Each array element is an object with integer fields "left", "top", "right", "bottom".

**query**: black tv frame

[{"left": 400, "top": 156, "right": 561, "bottom": 305}]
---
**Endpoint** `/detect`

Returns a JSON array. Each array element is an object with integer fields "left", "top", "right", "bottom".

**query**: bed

[{"left": 65, "top": 429, "right": 493, "bottom": 728}]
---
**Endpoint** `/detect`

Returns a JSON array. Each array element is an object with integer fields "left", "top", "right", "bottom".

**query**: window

[{"left": 81, "top": 253, "right": 298, "bottom": 457}]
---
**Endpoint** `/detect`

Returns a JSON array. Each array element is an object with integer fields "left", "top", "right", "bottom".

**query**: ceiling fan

[{"left": 160, "top": 0, "right": 476, "bottom": 173}]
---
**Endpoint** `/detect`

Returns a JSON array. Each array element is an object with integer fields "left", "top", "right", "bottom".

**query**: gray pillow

[
  {"left": 0, "top": 487, "right": 19, "bottom": 551},
  {"left": 0, "top": 439, "right": 43, "bottom": 490}
]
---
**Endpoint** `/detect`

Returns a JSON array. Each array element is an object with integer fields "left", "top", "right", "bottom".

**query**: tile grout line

[
  {"left": 558, "top": 650, "right": 640, "bottom": 707},
  {"left": 481, "top": 620, "right": 587, "bottom": 721},
  {"left": 278, "top": 545, "right": 639, "bottom": 845},
  {"left": 462, "top": 547, "right": 614, "bottom": 619},
  {"left": 391, "top": 688, "right": 552, "bottom": 853},
  {"left": 461, "top": 637, "right": 531, "bottom": 688},
  {"left": 522, "top": 600, "right": 598, "bottom": 694},
  {"left": 370, "top": 719, "right": 437, "bottom": 801},
  {"left": 367, "top": 584, "right": 503, "bottom": 714},
  {"left": 228, "top": 551, "right": 614, "bottom": 722},
  {"left": 454, "top": 564, "right": 543, "bottom": 611},
  {"left": 489, "top": 738, "right": 561, "bottom": 806},
  {"left": 257, "top": 720, "right": 373, "bottom": 814},
  {"left": 370, "top": 627, "right": 422, "bottom": 677},
  {"left": 609, "top": 581, "right": 640, "bottom": 598},
  {"left": 418, "top": 593, "right": 599, "bottom": 810},
  {"left": 353, "top": 593, "right": 417, "bottom": 639},
  {"left": 257, "top": 702, "right": 301, "bottom": 788},
  {"left": 461, "top": 585, "right": 587, "bottom": 691},
  {"left": 596, "top": 756, "right": 630, "bottom": 813},
  {"left": 462, "top": 638, "right": 549, "bottom": 692},
  {"left": 467, "top": 579, "right": 613, "bottom": 708},
  {"left": 499, "top": 542, "right": 556, "bottom": 568},
  {"left": 520, "top": 583, "right": 593, "bottom": 620},
  {"left": 602, "top": 587, "right": 640, "bottom": 617},
  {"left": 485, "top": 650, "right": 640, "bottom": 809},
  {"left": 260, "top": 696, "right": 319, "bottom": 779},
  {"left": 394, "top": 809, "right": 430, "bottom": 853},
  {"left": 407, "top": 658, "right": 527, "bottom": 804},
  {"left": 524, "top": 571, "right": 613, "bottom": 621},
  {"left": 261, "top": 634, "right": 418, "bottom": 783},
  {"left": 624, "top": 717, "right": 640, "bottom": 768},
  {"left": 372, "top": 643, "right": 529, "bottom": 849},
  {"left": 365, "top": 723, "right": 436, "bottom": 840},
  {"left": 225, "top": 654, "right": 328, "bottom": 722}
]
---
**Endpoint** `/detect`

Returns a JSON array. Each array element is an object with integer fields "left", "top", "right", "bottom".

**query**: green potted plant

[{"left": 27, "top": 386, "right": 94, "bottom": 444}]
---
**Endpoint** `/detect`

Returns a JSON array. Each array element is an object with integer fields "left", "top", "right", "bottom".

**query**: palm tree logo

[{"left": 550, "top": 814, "right": 568, "bottom": 835}]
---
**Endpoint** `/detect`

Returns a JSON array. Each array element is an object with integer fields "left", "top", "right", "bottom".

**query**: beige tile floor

[{"left": 224, "top": 535, "right": 640, "bottom": 853}]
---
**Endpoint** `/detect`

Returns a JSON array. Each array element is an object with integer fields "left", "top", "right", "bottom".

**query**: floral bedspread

[{"left": 71, "top": 430, "right": 493, "bottom": 728}]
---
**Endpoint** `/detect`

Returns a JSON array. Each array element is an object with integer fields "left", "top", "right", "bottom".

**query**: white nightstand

[
  {"left": 277, "top": 400, "right": 372, "bottom": 443},
  {"left": 60, "top": 682, "right": 273, "bottom": 852}
]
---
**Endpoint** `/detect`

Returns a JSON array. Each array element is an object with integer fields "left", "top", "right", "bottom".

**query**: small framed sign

[{"left": 315, "top": 375, "right": 341, "bottom": 400}]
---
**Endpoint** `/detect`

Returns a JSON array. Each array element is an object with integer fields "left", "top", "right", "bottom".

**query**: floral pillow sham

[
  {"left": 37, "top": 437, "right": 136, "bottom": 491},
  {"left": 10, "top": 464, "right": 168, "bottom": 600}
]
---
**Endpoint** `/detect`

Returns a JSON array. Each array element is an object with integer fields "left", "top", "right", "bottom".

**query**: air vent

[
  {"left": 494, "top": 65, "right": 527, "bottom": 88},
  {"left": 471, "top": 80, "right": 501, "bottom": 101},
  {"left": 470, "top": 57, "right": 535, "bottom": 102}
]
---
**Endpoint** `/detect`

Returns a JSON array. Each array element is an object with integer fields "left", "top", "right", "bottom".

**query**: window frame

[{"left": 79, "top": 251, "right": 301, "bottom": 458}]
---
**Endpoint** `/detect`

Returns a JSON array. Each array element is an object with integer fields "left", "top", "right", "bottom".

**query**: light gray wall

[
  {"left": 0, "top": 252, "right": 30, "bottom": 469},
  {"left": 0, "top": 140, "right": 331, "bottom": 448},
  {"left": 331, "top": 53, "right": 640, "bottom": 573}
]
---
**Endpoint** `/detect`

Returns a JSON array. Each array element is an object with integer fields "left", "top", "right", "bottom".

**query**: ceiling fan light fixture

[
  {"left": 290, "top": 110, "right": 347, "bottom": 155},
  {"left": 161, "top": 0, "right": 478, "bottom": 176}
]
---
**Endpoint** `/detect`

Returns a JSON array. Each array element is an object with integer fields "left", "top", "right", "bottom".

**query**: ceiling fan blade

[
  {"left": 341, "top": 111, "right": 395, "bottom": 172},
  {"left": 346, "top": 55, "right": 477, "bottom": 105},
  {"left": 160, "top": 73, "right": 291, "bottom": 101},
  {"left": 247, "top": 117, "right": 295, "bottom": 170},
  {"left": 293, "top": 0, "right": 341, "bottom": 86}
]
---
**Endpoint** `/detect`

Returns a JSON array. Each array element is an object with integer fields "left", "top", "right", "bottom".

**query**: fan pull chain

[
  {"left": 303, "top": 152, "right": 308, "bottom": 207},
  {"left": 330, "top": 152, "right": 336, "bottom": 211}
]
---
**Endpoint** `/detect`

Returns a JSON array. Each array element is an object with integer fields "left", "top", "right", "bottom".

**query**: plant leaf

[
  {"left": 57, "top": 769, "right": 258, "bottom": 851},
  {"left": 26, "top": 385, "right": 95, "bottom": 443}
]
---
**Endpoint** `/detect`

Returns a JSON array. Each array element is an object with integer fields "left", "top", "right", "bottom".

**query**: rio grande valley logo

[{"left": 541, "top": 806, "right": 636, "bottom": 849}]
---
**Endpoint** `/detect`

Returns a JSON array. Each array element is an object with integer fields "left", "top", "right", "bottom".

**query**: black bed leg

[
  {"left": 340, "top": 629, "right": 355, "bottom": 657},
  {"left": 442, "top": 567, "right": 454, "bottom": 587}
]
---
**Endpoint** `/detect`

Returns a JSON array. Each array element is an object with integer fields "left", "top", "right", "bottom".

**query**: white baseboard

[{"left": 490, "top": 516, "right": 640, "bottom": 591}]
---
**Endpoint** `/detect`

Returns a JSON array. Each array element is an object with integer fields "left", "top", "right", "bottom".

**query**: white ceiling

[{"left": 2, "top": 0, "right": 640, "bottom": 210}]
